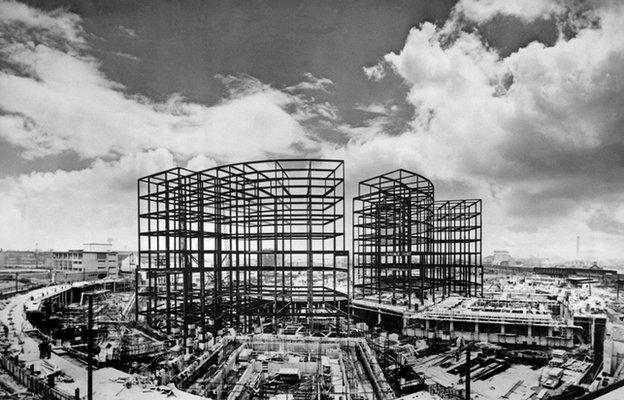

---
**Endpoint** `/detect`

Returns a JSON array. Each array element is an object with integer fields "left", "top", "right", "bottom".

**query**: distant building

[
  {"left": 404, "top": 295, "right": 578, "bottom": 348},
  {"left": 492, "top": 250, "right": 512, "bottom": 266},
  {"left": 52, "top": 249, "right": 118, "bottom": 279},
  {"left": 515, "top": 256, "right": 547, "bottom": 267},
  {"left": 0, "top": 250, "right": 54, "bottom": 269},
  {"left": 117, "top": 252, "right": 136, "bottom": 273},
  {"left": 534, "top": 265, "right": 617, "bottom": 282},
  {"left": 260, "top": 250, "right": 283, "bottom": 268}
]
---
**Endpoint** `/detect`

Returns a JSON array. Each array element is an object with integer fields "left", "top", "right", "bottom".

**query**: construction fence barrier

[{"left": 0, "top": 353, "right": 76, "bottom": 400}]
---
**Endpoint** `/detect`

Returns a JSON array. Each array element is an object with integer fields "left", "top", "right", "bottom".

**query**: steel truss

[
  {"left": 137, "top": 160, "right": 348, "bottom": 338},
  {"left": 353, "top": 170, "right": 482, "bottom": 309}
]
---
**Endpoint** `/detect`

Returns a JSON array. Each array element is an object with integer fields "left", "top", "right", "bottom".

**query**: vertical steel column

[
  {"left": 213, "top": 177, "right": 222, "bottom": 335},
  {"left": 87, "top": 294, "right": 93, "bottom": 400},
  {"left": 306, "top": 162, "right": 314, "bottom": 326},
  {"left": 198, "top": 177, "right": 206, "bottom": 335},
  {"left": 165, "top": 179, "right": 172, "bottom": 334}
]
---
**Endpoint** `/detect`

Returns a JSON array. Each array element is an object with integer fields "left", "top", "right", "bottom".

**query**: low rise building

[
  {"left": 0, "top": 250, "right": 54, "bottom": 269},
  {"left": 53, "top": 249, "right": 118, "bottom": 279},
  {"left": 403, "top": 296, "right": 578, "bottom": 348},
  {"left": 491, "top": 250, "right": 512, "bottom": 266}
]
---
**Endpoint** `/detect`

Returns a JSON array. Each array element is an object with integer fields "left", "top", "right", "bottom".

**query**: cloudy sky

[{"left": 1, "top": 0, "right": 623, "bottom": 261}]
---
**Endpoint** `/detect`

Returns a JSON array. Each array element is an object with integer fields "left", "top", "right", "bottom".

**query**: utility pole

[
  {"left": 87, "top": 294, "right": 94, "bottom": 400},
  {"left": 456, "top": 342, "right": 476, "bottom": 400},
  {"left": 134, "top": 268, "right": 139, "bottom": 321},
  {"left": 465, "top": 344, "right": 471, "bottom": 400}
]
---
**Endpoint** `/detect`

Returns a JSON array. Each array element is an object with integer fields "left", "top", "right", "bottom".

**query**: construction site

[
  {"left": 136, "top": 159, "right": 350, "bottom": 338},
  {"left": 352, "top": 169, "right": 482, "bottom": 316},
  {"left": 1, "top": 158, "right": 624, "bottom": 400}
]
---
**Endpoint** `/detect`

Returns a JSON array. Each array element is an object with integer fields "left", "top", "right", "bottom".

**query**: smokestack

[{"left": 576, "top": 236, "right": 580, "bottom": 260}]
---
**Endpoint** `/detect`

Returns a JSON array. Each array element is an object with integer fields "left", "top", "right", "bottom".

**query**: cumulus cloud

[
  {"left": 0, "top": 0, "right": 338, "bottom": 250},
  {"left": 1, "top": 0, "right": 623, "bottom": 259},
  {"left": 362, "top": 63, "right": 386, "bottom": 81},
  {"left": 285, "top": 72, "right": 334, "bottom": 93},
  {"left": 0, "top": 0, "right": 84, "bottom": 44},
  {"left": 0, "top": 39, "right": 320, "bottom": 161},
  {"left": 186, "top": 154, "right": 217, "bottom": 171},
  {"left": 0, "top": 149, "right": 175, "bottom": 249},
  {"left": 0, "top": 5, "right": 342, "bottom": 164},
  {"left": 354, "top": 103, "right": 389, "bottom": 115},
  {"left": 455, "top": 0, "right": 564, "bottom": 23},
  {"left": 341, "top": 0, "right": 624, "bottom": 257}
]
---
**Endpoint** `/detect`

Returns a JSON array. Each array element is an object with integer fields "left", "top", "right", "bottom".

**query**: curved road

[{"left": 0, "top": 282, "right": 202, "bottom": 400}]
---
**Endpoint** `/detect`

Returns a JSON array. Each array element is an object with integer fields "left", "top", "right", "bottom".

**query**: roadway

[{"left": 0, "top": 282, "right": 202, "bottom": 400}]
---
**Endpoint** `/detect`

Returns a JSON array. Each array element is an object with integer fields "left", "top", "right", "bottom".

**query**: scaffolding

[
  {"left": 353, "top": 170, "right": 482, "bottom": 308},
  {"left": 137, "top": 160, "right": 349, "bottom": 338}
]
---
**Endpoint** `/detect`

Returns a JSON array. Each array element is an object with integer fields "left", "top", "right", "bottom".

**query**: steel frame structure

[
  {"left": 353, "top": 170, "right": 482, "bottom": 308},
  {"left": 433, "top": 199, "right": 482, "bottom": 299},
  {"left": 353, "top": 170, "right": 435, "bottom": 309},
  {"left": 137, "top": 159, "right": 348, "bottom": 338}
]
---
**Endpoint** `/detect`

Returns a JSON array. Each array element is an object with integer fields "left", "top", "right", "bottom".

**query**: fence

[{"left": 0, "top": 353, "right": 76, "bottom": 400}]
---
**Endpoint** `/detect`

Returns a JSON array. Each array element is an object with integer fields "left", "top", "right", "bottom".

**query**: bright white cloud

[
  {"left": 0, "top": 41, "right": 320, "bottom": 161},
  {"left": 186, "top": 154, "right": 217, "bottom": 171},
  {"left": 362, "top": 64, "right": 386, "bottom": 81},
  {"left": 456, "top": 0, "right": 564, "bottom": 23},
  {"left": 0, "top": 0, "right": 84, "bottom": 43},
  {"left": 285, "top": 72, "right": 334, "bottom": 93},
  {"left": 0, "top": 150, "right": 175, "bottom": 249},
  {"left": 354, "top": 103, "right": 388, "bottom": 115},
  {"left": 0, "top": 5, "right": 341, "bottom": 163},
  {"left": 0, "top": 0, "right": 337, "bottom": 250},
  {"left": 1, "top": 0, "right": 623, "bottom": 260},
  {"left": 341, "top": 0, "right": 624, "bottom": 258}
]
